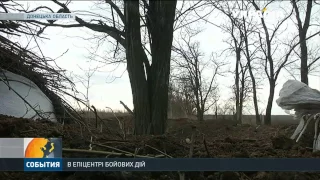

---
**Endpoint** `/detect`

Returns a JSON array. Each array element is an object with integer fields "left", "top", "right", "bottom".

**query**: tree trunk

[
  {"left": 245, "top": 60, "right": 261, "bottom": 125},
  {"left": 148, "top": 1, "right": 177, "bottom": 134},
  {"left": 242, "top": 18, "right": 261, "bottom": 125},
  {"left": 291, "top": 0, "right": 312, "bottom": 85},
  {"left": 235, "top": 49, "right": 240, "bottom": 124},
  {"left": 265, "top": 80, "right": 275, "bottom": 125},
  {"left": 124, "top": 1, "right": 151, "bottom": 135},
  {"left": 215, "top": 105, "right": 218, "bottom": 120},
  {"left": 197, "top": 109, "right": 204, "bottom": 121},
  {"left": 124, "top": 1, "right": 177, "bottom": 135},
  {"left": 299, "top": 33, "right": 309, "bottom": 85},
  {"left": 239, "top": 66, "right": 245, "bottom": 124},
  {"left": 249, "top": 67, "right": 261, "bottom": 125}
]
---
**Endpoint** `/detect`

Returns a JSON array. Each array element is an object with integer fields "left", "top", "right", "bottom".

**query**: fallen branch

[
  {"left": 92, "top": 143, "right": 134, "bottom": 155},
  {"left": 62, "top": 148, "right": 164, "bottom": 158},
  {"left": 202, "top": 134, "right": 210, "bottom": 157},
  {"left": 91, "top": 105, "right": 98, "bottom": 128},
  {"left": 20, "top": 129, "right": 36, "bottom": 133},
  {"left": 120, "top": 101, "right": 134, "bottom": 116},
  {"left": 145, "top": 144, "right": 173, "bottom": 158},
  {"left": 106, "top": 106, "right": 126, "bottom": 140},
  {"left": 100, "top": 139, "right": 136, "bottom": 143}
]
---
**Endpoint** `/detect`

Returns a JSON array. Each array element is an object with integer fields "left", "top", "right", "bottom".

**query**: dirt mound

[{"left": 0, "top": 114, "right": 320, "bottom": 179}]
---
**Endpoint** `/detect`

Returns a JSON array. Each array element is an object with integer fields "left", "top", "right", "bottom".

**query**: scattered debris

[{"left": 1, "top": 114, "right": 320, "bottom": 179}]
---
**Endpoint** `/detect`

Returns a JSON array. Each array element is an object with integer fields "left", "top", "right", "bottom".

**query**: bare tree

[
  {"left": 240, "top": 14, "right": 262, "bottom": 125},
  {"left": 251, "top": 0, "right": 320, "bottom": 124},
  {"left": 201, "top": 1, "right": 244, "bottom": 123},
  {"left": 251, "top": 1, "right": 319, "bottom": 124},
  {"left": 249, "top": 1, "right": 293, "bottom": 125},
  {"left": 23, "top": 0, "right": 178, "bottom": 135},
  {"left": 21, "top": 0, "right": 215, "bottom": 134},
  {"left": 206, "top": 1, "right": 261, "bottom": 124},
  {"left": 168, "top": 77, "right": 196, "bottom": 118},
  {"left": 291, "top": 0, "right": 313, "bottom": 85},
  {"left": 74, "top": 63, "right": 99, "bottom": 109},
  {"left": 172, "top": 31, "right": 223, "bottom": 121},
  {"left": 217, "top": 99, "right": 235, "bottom": 116}
]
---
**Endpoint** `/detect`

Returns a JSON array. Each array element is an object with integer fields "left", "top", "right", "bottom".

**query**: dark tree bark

[
  {"left": 239, "top": 60, "right": 245, "bottom": 124},
  {"left": 124, "top": 1, "right": 151, "bottom": 135},
  {"left": 235, "top": 48, "right": 242, "bottom": 124},
  {"left": 235, "top": 49, "right": 240, "bottom": 123},
  {"left": 291, "top": 0, "right": 313, "bottom": 85},
  {"left": 125, "top": 1, "right": 177, "bottom": 135},
  {"left": 148, "top": 1, "right": 177, "bottom": 134},
  {"left": 265, "top": 79, "right": 275, "bottom": 125},
  {"left": 248, "top": 63, "right": 260, "bottom": 125}
]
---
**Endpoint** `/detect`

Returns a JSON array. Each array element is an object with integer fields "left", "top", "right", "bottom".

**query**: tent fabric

[
  {"left": 0, "top": 70, "right": 57, "bottom": 122},
  {"left": 0, "top": 34, "right": 83, "bottom": 123}
]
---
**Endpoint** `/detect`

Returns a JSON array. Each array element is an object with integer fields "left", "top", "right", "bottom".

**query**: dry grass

[{"left": 76, "top": 108, "right": 131, "bottom": 119}]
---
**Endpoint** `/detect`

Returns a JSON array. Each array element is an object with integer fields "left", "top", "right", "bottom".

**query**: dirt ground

[{"left": 0, "top": 114, "right": 320, "bottom": 180}]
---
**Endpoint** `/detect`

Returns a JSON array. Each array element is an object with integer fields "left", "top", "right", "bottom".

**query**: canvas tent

[{"left": 0, "top": 33, "right": 83, "bottom": 123}]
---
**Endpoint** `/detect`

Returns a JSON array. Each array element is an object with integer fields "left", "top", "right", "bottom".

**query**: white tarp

[
  {"left": 276, "top": 80, "right": 320, "bottom": 111},
  {"left": 0, "top": 70, "right": 57, "bottom": 122},
  {"left": 276, "top": 80, "right": 320, "bottom": 151}
]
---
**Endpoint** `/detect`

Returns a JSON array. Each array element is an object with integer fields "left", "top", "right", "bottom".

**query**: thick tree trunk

[
  {"left": 148, "top": 1, "right": 177, "bottom": 134},
  {"left": 124, "top": 1, "right": 151, "bottom": 135},
  {"left": 265, "top": 80, "right": 275, "bottom": 125},
  {"left": 124, "top": 1, "right": 177, "bottom": 135},
  {"left": 197, "top": 108, "right": 204, "bottom": 121}
]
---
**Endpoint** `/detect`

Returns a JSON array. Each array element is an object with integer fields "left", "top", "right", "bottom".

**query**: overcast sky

[{"left": 12, "top": 1, "right": 320, "bottom": 115}]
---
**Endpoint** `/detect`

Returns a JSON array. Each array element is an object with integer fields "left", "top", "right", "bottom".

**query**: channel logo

[{"left": 24, "top": 138, "right": 62, "bottom": 158}]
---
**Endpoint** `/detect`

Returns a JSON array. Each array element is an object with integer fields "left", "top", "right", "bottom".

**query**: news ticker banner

[
  {"left": 2, "top": 137, "right": 320, "bottom": 171},
  {"left": 0, "top": 13, "right": 75, "bottom": 20},
  {"left": 0, "top": 158, "right": 320, "bottom": 171}
]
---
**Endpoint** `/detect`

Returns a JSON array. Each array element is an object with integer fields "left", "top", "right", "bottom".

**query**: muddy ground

[{"left": 0, "top": 114, "right": 319, "bottom": 180}]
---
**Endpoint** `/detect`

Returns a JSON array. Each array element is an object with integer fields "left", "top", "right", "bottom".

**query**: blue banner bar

[
  {"left": 0, "top": 158, "right": 23, "bottom": 171},
  {"left": 63, "top": 158, "right": 320, "bottom": 171},
  {"left": 24, "top": 158, "right": 62, "bottom": 171},
  {"left": 2, "top": 158, "right": 320, "bottom": 171}
]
